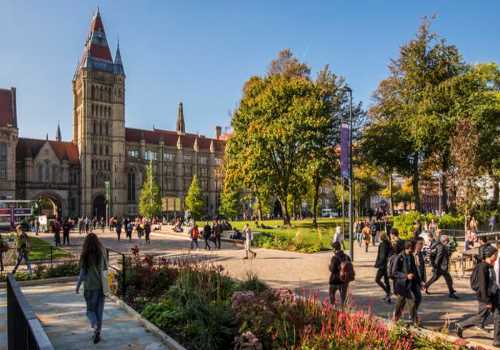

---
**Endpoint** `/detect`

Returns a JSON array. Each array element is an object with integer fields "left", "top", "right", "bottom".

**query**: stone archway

[
  {"left": 34, "top": 193, "right": 62, "bottom": 219},
  {"left": 93, "top": 194, "right": 106, "bottom": 219}
]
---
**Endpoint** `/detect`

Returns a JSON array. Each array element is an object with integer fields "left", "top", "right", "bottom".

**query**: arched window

[
  {"left": 99, "top": 86, "right": 103, "bottom": 100},
  {"left": 93, "top": 120, "right": 96, "bottom": 134},
  {"left": 91, "top": 85, "right": 95, "bottom": 99},
  {"left": 99, "top": 144, "right": 103, "bottom": 155},
  {"left": 105, "top": 122, "right": 109, "bottom": 136},
  {"left": 38, "top": 164, "right": 43, "bottom": 182},
  {"left": 99, "top": 121, "right": 102, "bottom": 135},
  {"left": 44, "top": 161, "right": 50, "bottom": 182},
  {"left": 52, "top": 165, "right": 59, "bottom": 183}
]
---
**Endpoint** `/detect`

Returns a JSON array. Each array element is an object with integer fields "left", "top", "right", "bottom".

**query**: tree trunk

[
  {"left": 312, "top": 179, "right": 320, "bottom": 226},
  {"left": 440, "top": 174, "right": 448, "bottom": 213},
  {"left": 412, "top": 154, "right": 421, "bottom": 212},
  {"left": 389, "top": 173, "right": 394, "bottom": 216},
  {"left": 256, "top": 196, "right": 263, "bottom": 223},
  {"left": 493, "top": 180, "right": 499, "bottom": 210},
  {"left": 281, "top": 198, "right": 291, "bottom": 226}
]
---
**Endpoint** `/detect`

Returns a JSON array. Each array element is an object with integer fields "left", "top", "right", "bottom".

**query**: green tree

[
  {"left": 138, "top": 161, "right": 162, "bottom": 219},
  {"left": 185, "top": 175, "right": 205, "bottom": 220},
  {"left": 219, "top": 186, "right": 241, "bottom": 219},
  {"left": 370, "top": 17, "right": 466, "bottom": 212}
]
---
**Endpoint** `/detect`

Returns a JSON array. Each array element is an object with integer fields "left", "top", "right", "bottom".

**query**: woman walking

[
  {"left": 374, "top": 232, "right": 392, "bottom": 303},
  {"left": 243, "top": 224, "right": 256, "bottom": 259},
  {"left": 76, "top": 233, "right": 108, "bottom": 344}
]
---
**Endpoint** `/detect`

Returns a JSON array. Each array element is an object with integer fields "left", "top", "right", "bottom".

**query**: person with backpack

[
  {"left": 126, "top": 221, "right": 133, "bottom": 241},
  {"left": 203, "top": 222, "right": 212, "bottom": 250},
  {"left": 329, "top": 241, "right": 354, "bottom": 307},
  {"left": 190, "top": 224, "right": 200, "bottom": 250},
  {"left": 456, "top": 245, "right": 500, "bottom": 346},
  {"left": 370, "top": 221, "right": 378, "bottom": 246},
  {"left": 243, "top": 224, "right": 257, "bottom": 259},
  {"left": 391, "top": 240, "right": 422, "bottom": 324},
  {"left": 424, "top": 234, "right": 458, "bottom": 299},
  {"left": 390, "top": 228, "right": 405, "bottom": 255},
  {"left": 374, "top": 231, "right": 392, "bottom": 303},
  {"left": 478, "top": 236, "right": 492, "bottom": 262},
  {"left": 414, "top": 237, "right": 427, "bottom": 284}
]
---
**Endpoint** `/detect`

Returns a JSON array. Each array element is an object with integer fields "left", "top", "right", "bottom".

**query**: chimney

[
  {"left": 11, "top": 87, "right": 17, "bottom": 127},
  {"left": 215, "top": 126, "right": 222, "bottom": 140}
]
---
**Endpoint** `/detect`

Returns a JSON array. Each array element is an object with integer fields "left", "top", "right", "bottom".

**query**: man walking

[
  {"left": 243, "top": 224, "right": 257, "bottom": 259},
  {"left": 53, "top": 219, "right": 61, "bottom": 247},
  {"left": 189, "top": 224, "right": 199, "bottom": 250},
  {"left": 62, "top": 219, "right": 71, "bottom": 246},
  {"left": 115, "top": 219, "right": 122, "bottom": 241},
  {"left": 424, "top": 235, "right": 458, "bottom": 299},
  {"left": 203, "top": 222, "right": 212, "bottom": 250},
  {"left": 329, "top": 241, "right": 354, "bottom": 307},
  {"left": 213, "top": 220, "right": 222, "bottom": 249},
  {"left": 375, "top": 232, "right": 392, "bottom": 303},
  {"left": 391, "top": 240, "right": 422, "bottom": 325},
  {"left": 12, "top": 225, "right": 32, "bottom": 276},
  {"left": 456, "top": 245, "right": 500, "bottom": 346}
]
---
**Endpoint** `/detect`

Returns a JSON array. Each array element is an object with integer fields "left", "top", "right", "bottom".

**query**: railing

[
  {"left": 106, "top": 247, "right": 127, "bottom": 298},
  {"left": 7, "top": 274, "right": 54, "bottom": 350}
]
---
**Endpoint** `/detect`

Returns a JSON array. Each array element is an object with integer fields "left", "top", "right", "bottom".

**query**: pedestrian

[
  {"left": 126, "top": 221, "right": 133, "bottom": 241},
  {"left": 362, "top": 223, "right": 371, "bottom": 253},
  {"left": 414, "top": 237, "right": 427, "bottom": 285},
  {"left": 53, "top": 219, "right": 61, "bottom": 247},
  {"left": 464, "top": 229, "right": 477, "bottom": 251},
  {"left": 370, "top": 221, "right": 378, "bottom": 246},
  {"left": 243, "top": 224, "right": 257, "bottom": 259},
  {"left": 328, "top": 241, "right": 354, "bottom": 307},
  {"left": 190, "top": 224, "right": 199, "bottom": 249},
  {"left": 203, "top": 222, "right": 212, "bottom": 250},
  {"left": 213, "top": 220, "right": 222, "bottom": 249},
  {"left": 0, "top": 233, "right": 8, "bottom": 272},
  {"left": 12, "top": 225, "right": 32, "bottom": 276},
  {"left": 332, "top": 226, "right": 344, "bottom": 249},
  {"left": 78, "top": 217, "right": 84, "bottom": 234},
  {"left": 429, "top": 219, "right": 437, "bottom": 235},
  {"left": 456, "top": 245, "right": 500, "bottom": 346},
  {"left": 391, "top": 240, "right": 422, "bottom": 325},
  {"left": 355, "top": 221, "right": 363, "bottom": 247},
  {"left": 115, "top": 219, "right": 122, "bottom": 241},
  {"left": 478, "top": 236, "right": 492, "bottom": 262},
  {"left": 75, "top": 233, "right": 108, "bottom": 344},
  {"left": 490, "top": 215, "right": 497, "bottom": 232},
  {"left": 374, "top": 231, "right": 392, "bottom": 303},
  {"left": 62, "top": 219, "right": 71, "bottom": 246},
  {"left": 390, "top": 228, "right": 405, "bottom": 254},
  {"left": 424, "top": 234, "right": 458, "bottom": 299},
  {"left": 144, "top": 221, "right": 151, "bottom": 244}
]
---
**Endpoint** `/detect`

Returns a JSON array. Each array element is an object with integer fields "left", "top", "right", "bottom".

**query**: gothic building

[{"left": 0, "top": 10, "right": 226, "bottom": 218}]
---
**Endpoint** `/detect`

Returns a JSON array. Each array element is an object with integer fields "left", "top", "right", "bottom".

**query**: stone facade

[{"left": 2, "top": 10, "right": 225, "bottom": 218}]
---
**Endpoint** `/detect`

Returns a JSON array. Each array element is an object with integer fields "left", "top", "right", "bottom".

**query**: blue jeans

[
  {"left": 84, "top": 289, "right": 105, "bottom": 332},
  {"left": 12, "top": 251, "right": 32, "bottom": 275}
]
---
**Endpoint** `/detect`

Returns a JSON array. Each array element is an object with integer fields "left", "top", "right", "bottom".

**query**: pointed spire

[
  {"left": 176, "top": 102, "right": 185, "bottom": 134},
  {"left": 193, "top": 137, "right": 199, "bottom": 152},
  {"left": 114, "top": 39, "right": 125, "bottom": 76},
  {"left": 209, "top": 139, "right": 215, "bottom": 153},
  {"left": 56, "top": 121, "right": 62, "bottom": 142},
  {"left": 176, "top": 135, "right": 183, "bottom": 150}
]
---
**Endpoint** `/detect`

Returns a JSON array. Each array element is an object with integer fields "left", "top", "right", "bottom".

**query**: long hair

[{"left": 80, "top": 233, "right": 104, "bottom": 271}]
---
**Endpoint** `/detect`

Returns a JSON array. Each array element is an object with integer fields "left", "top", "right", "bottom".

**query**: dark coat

[
  {"left": 415, "top": 251, "right": 426, "bottom": 283},
  {"left": 329, "top": 251, "right": 349, "bottom": 285},
  {"left": 433, "top": 242, "right": 450, "bottom": 271},
  {"left": 393, "top": 252, "right": 421, "bottom": 297},
  {"left": 475, "top": 262, "right": 497, "bottom": 304},
  {"left": 374, "top": 239, "right": 392, "bottom": 269}
]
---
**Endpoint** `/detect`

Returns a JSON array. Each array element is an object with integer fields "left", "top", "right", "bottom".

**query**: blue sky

[{"left": 1, "top": 1, "right": 499, "bottom": 140}]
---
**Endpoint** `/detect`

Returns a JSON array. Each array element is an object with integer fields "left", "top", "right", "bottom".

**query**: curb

[
  {"left": 0, "top": 275, "right": 78, "bottom": 289},
  {"left": 108, "top": 294, "right": 186, "bottom": 350}
]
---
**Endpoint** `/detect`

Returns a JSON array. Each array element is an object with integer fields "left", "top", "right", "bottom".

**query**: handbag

[{"left": 101, "top": 269, "right": 110, "bottom": 296}]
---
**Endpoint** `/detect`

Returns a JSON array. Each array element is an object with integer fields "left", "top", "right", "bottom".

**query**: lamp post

[{"left": 343, "top": 86, "right": 354, "bottom": 261}]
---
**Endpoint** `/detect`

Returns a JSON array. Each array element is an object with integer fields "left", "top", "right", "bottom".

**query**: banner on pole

[{"left": 340, "top": 122, "right": 350, "bottom": 179}]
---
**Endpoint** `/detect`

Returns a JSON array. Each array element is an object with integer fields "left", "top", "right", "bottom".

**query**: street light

[{"left": 343, "top": 86, "right": 354, "bottom": 261}]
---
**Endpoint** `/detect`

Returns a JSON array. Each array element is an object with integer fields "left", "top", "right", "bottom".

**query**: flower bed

[
  {"left": 0, "top": 261, "right": 79, "bottom": 282},
  {"left": 118, "top": 249, "right": 479, "bottom": 350}
]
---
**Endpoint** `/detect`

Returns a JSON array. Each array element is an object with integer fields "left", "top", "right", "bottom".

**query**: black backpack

[
  {"left": 470, "top": 263, "right": 481, "bottom": 292},
  {"left": 387, "top": 253, "right": 402, "bottom": 280}
]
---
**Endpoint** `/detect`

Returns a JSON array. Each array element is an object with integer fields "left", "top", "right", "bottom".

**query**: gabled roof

[
  {"left": 0, "top": 88, "right": 17, "bottom": 128},
  {"left": 125, "top": 127, "right": 225, "bottom": 152},
  {"left": 17, "top": 138, "right": 80, "bottom": 165}
]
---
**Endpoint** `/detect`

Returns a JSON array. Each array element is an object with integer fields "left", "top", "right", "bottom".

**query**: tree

[
  {"left": 185, "top": 175, "right": 205, "bottom": 220},
  {"left": 219, "top": 186, "right": 241, "bottom": 219},
  {"left": 451, "top": 120, "right": 485, "bottom": 230},
  {"left": 369, "top": 17, "right": 466, "bottom": 212},
  {"left": 138, "top": 161, "right": 162, "bottom": 219}
]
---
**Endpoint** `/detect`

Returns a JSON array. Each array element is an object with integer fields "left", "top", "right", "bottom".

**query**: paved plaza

[{"left": 0, "top": 227, "right": 495, "bottom": 349}]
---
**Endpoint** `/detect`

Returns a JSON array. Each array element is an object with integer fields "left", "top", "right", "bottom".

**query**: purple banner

[{"left": 340, "top": 123, "right": 350, "bottom": 179}]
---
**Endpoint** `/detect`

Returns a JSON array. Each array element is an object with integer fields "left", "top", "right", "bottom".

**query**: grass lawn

[
  {"left": 2, "top": 233, "right": 71, "bottom": 261},
  {"left": 230, "top": 218, "right": 347, "bottom": 253}
]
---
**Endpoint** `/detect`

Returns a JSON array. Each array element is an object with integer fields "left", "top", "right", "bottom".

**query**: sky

[{"left": 1, "top": 1, "right": 500, "bottom": 141}]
